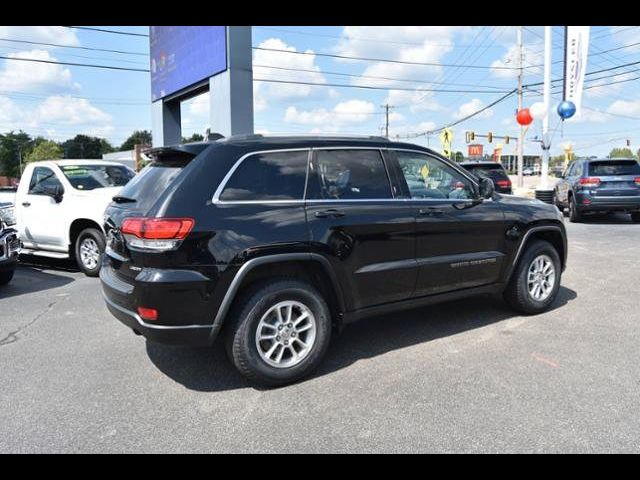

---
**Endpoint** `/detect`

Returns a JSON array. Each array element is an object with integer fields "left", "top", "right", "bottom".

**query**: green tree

[
  {"left": 0, "top": 131, "right": 34, "bottom": 177},
  {"left": 608, "top": 147, "right": 636, "bottom": 159},
  {"left": 454, "top": 151, "right": 464, "bottom": 163},
  {"left": 62, "top": 135, "right": 114, "bottom": 159},
  {"left": 182, "top": 133, "right": 204, "bottom": 143},
  {"left": 25, "top": 140, "right": 63, "bottom": 164},
  {"left": 120, "top": 130, "right": 152, "bottom": 151}
]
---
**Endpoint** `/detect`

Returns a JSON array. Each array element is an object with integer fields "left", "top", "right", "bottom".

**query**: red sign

[{"left": 468, "top": 144, "right": 483, "bottom": 157}]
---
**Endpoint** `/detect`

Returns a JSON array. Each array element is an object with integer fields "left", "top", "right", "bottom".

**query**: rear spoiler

[{"left": 143, "top": 143, "right": 211, "bottom": 160}]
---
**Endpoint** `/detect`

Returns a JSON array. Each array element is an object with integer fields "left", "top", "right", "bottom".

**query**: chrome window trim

[
  {"left": 211, "top": 145, "right": 481, "bottom": 205},
  {"left": 211, "top": 147, "right": 312, "bottom": 204}
]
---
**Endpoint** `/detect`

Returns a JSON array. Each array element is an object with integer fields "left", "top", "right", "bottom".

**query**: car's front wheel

[
  {"left": 0, "top": 269, "right": 14, "bottom": 286},
  {"left": 226, "top": 278, "right": 332, "bottom": 387},
  {"left": 504, "top": 240, "right": 562, "bottom": 315},
  {"left": 75, "top": 228, "right": 105, "bottom": 277}
]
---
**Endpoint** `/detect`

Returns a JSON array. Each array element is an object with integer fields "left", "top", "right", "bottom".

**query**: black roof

[{"left": 148, "top": 134, "right": 434, "bottom": 157}]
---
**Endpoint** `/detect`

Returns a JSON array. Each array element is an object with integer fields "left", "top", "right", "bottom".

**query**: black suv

[
  {"left": 0, "top": 202, "right": 20, "bottom": 285},
  {"left": 459, "top": 161, "right": 513, "bottom": 194},
  {"left": 101, "top": 135, "right": 567, "bottom": 386},
  {"left": 554, "top": 158, "right": 640, "bottom": 222}
]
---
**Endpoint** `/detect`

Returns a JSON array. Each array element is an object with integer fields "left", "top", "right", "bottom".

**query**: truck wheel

[
  {"left": 0, "top": 270, "right": 14, "bottom": 285},
  {"left": 504, "top": 240, "right": 562, "bottom": 315},
  {"left": 568, "top": 195, "right": 582, "bottom": 223},
  {"left": 225, "top": 278, "right": 332, "bottom": 387},
  {"left": 75, "top": 228, "right": 105, "bottom": 277}
]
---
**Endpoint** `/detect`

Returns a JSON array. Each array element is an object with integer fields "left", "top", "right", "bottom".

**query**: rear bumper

[
  {"left": 575, "top": 193, "right": 640, "bottom": 212},
  {"left": 100, "top": 262, "right": 220, "bottom": 347}
]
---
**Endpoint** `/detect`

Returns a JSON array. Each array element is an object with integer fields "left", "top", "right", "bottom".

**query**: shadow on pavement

[
  {"left": 576, "top": 212, "right": 637, "bottom": 225},
  {"left": 145, "top": 286, "right": 577, "bottom": 393},
  {"left": 0, "top": 265, "right": 76, "bottom": 300}
]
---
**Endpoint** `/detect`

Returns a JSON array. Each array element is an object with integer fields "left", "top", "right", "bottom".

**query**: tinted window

[
  {"left": 396, "top": 151, "right": 473, "bottom": 199},
  {"left": 220, "top": 150, "right": 309, "bottom": 201},
  {"left": 60, "top": 165, "right": 135, "bottom": 191},
  {"left": 117, "top": 153, "right": 193, "bottom": 211},
  {"left": 588, "top": 160, "right": 640, "bottom": 176},
  {"left": 462, "top": 164, "right": 508, "bottom": 181},
  {"left": 307, "top": 149, "right": 391, "bottom": 200},
  {"left": 29, "top": 167, "right": 63, "bottom": 195}
]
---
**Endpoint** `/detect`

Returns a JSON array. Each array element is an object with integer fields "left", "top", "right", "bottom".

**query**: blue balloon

[{"left": 557, "top": 100, "right": 576, "bottom": 120}]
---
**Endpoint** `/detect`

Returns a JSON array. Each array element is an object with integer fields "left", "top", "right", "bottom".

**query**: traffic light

[
  {"left": 627, "top": 139, "right": 631, "bottom": 147},
  {"left": 487, "top": 132, "right": 493, "bottom": 143},
  {"left": 465, "top": 131, "right": 475, "bottom": 143},
  {"left": 505, "top": 135, "right": 510, "bottom": 144}
]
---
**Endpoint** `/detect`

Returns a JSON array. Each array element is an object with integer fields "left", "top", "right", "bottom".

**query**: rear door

[
  {"left": 587, "top": 160, "right": 640, "bottom": 199},
  {"left": 305, "top": 148, "right": 417, "bottom": 310},
  {"left": 390, "top": 150, "right": 507, "bottom": 297}
]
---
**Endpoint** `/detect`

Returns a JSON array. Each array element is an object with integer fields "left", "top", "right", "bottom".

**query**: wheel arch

[
  {"left": 211, "top": 253, "right": 346, "bottom": 338},
  {"left": 504, "top": 225, "right": 566, "bottom": 284},
  {"left": 69, "top": 218, "right": 104, "bottom": 253}
]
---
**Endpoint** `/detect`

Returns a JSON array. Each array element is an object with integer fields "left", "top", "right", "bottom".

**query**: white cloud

[
  {"left": 385, "top": 89, "right": 441, "bottom": 113},
  {"left": 253, "top": 38, "right": 327, "bottom": 111},
  {"left": 0, "top": 50, "right": 79, "bottom": 93},
  {"left": 454, "top": 98, "right": 493, "bottom": 120},
  {"left": 29, "top": 95, "right": 113, "bottom": 137},
  {"left": 491, "top": 43, "right": 543, "bottom": 79},
  {"left": 388, "top": 120, "right": 437, "bottom": 139},
  {"left": 570, "top": 107, "right": 609, "bottom": 123},
  {"left": 607, "top": 99, "right": 640, "bottom": 117},
  {"left": 0, "top": 26, "right": 79, "bottom": 46},
  {"left": 284, "top": 99, "right": 376, "bottom": 130}
]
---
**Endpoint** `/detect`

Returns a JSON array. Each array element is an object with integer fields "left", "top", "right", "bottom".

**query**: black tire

[
  {"left": 0, "top": 269, "right": 14, "bottom": 286},
  {"left": 503, "top": 240, "right": 562, "bottom": 315},
  {"left": 568, "top": 194, "right": 582, "bottom": 223},
  {"left": 553, "top": 193, "right": 567, "bottom": 217},
  {"left": 631, "top": 212, "right": 640, "bottom": 223},
  {"left": 225, "top": 278, "right": 332, "bottom": 387},
  {"left": 74, "top": 228, "right": 105, "bottom": 277}
]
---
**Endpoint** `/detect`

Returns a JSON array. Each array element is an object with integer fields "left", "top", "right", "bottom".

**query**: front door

[
  {"left": 19, "top": 166, "right": 67, "bottom": 249},
  {"left": 390, "top": 150, "right": 507, "bottom": 297},
  {"left": 305, "top": 148, "right": 417, "bottom": 310}
]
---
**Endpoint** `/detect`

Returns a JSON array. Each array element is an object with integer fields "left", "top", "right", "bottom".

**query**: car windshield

[
  {"left": 463, "top": 164, "right": 508, "bottom": 180},
  {"left": 588, "top": 161, "right": 640, "bottom": 176},
  {"left": 60, "top": 165, "right": 135, "bottom": 191}
]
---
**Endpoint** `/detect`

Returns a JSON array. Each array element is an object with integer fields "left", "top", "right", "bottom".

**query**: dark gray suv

[{"left": 554, "top": 158, "right": 640, "bottom": 222}]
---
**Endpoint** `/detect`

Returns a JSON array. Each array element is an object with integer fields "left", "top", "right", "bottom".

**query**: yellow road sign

[{"left": 440, "top": 128, "right": 453, "bottom": 146}]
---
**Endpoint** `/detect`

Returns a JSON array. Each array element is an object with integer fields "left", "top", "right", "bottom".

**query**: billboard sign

[
  {"left": 468, "top": 144, "right": 483, "bottom": 158},
  {"left": 150, "top": 26, "right": 227, "bottom": 102}
]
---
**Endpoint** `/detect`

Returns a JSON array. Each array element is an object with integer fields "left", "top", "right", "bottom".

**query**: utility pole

[
  {"left": 517, "top": 25, "right": 524, "bottom": 188},
  {"left": 382, "top": 104, "right": 394, "bottom": 138}
]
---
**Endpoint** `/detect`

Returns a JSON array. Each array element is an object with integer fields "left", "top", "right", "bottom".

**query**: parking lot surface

[{"left": 1, "top": 214, "right": 639, "bottom": 453}]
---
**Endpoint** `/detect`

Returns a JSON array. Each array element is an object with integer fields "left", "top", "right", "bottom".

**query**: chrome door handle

[
  {"left": 21, "top": 202, "right": 31, "bottom": 207},
  {"left": 418, "top": 208, "right": 444, "bottom": 216},
  {"left": 315, "top": 209, "right": 346, "bottom": 218}
]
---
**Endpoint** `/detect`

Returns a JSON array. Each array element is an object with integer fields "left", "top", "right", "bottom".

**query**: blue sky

[{"left": 1, "top": 26, "right": 639, "bottom": 157}]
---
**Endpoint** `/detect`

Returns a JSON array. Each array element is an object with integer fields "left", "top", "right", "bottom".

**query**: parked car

[
  {"left": 554, "top": 158, "right": 640, "bottom": 223},
  {"left": 459, "top": 161, "right": 512, "bottom": 194},
  {"left": 101, "top": 135, "right": 567, "bottom": 387},
  {"left": 0, "top": 202, "right": 20, "bottom": 285},
  {"left": 523, "top": 167, "right": 534, "bottom": 176},
  {"left": 15, "top": 160, "right": 135, "bottom": 276}
]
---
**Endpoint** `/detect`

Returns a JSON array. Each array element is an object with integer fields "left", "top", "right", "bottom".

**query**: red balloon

[{"left": 516, "top": 108, "right": 533, "bottom": 126}]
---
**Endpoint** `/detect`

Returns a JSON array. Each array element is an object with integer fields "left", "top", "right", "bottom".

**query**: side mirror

[
  {"left": 478, "top": 177, "right": 495, "bottom": 199},
  {"left": 44, "top": 184, "right": 64, "bottom": 203}
]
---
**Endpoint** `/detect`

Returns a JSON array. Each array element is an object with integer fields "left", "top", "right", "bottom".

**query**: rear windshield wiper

[{"left": 112, "top": 195, "right": 137, "bottom": 204}]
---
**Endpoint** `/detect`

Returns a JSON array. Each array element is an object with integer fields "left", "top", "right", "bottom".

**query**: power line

[
  {"left": 0, "top": 37, "right": 148, "bottom": 56},
  {"left": 63, "top": 26, "right": 148, "bottom": 38},
  {"left": 0, "top": 55, "right": 150, "bottom": 72},
  {"left": 254, "top": 77, "right": 512, "bottom": 93},
  {"left": 252, "top": 46, "right": 535, "bottom": 70}
]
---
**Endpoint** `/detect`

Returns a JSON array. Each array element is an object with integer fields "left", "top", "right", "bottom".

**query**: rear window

[
  {"left": 220, "top": 150, "right": 309, "bottom": 201},
  {"left": 116, "top": 152, "right": 193, "bottom": 211},
  {"left": 60, "top": 165, "right": 134, "bottom": 190},
  {"left": 588, "top": 160, "right": 640, "bottom": 176},
  {"left": 462, "top": 164, "right": 508, "bottom": 180}
]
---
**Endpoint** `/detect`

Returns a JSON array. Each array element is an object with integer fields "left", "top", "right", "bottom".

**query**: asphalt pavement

[{"left": 1, "top": 213, "right": 639, "bottom": 453}]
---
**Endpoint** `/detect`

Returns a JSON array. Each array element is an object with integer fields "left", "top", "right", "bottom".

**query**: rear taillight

[
  {"left": 496, "top": 179, "right": 512, "bottom": 188},
  {"left": 579, "top": 177, "right": 601, "bottom": 187},
  {"left": 121, "top": 217, "right": 194, "bottom": 251},
  {"left": 137, "top": 307, "right": 158, "bottom": 322},
  {"left": 634, "top": 177, "right": 640, "bottom": 186}
]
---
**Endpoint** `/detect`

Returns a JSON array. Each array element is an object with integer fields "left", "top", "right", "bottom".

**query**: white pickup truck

[{"left": 15, "top": 160, "right": 135, "bottom": 276}]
